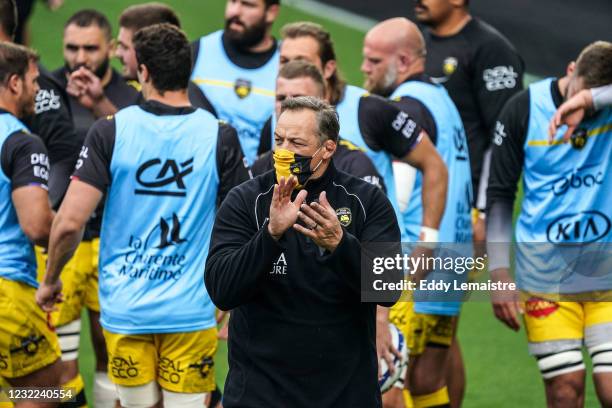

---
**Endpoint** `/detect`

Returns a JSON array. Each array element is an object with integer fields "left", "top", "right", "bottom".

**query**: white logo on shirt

[
  {"left": 391, "top": 112, "right": 418, "bottom": 139},
  {"left": 31, "top": 153, "right": 49, "bottom": 180},
  {"left": 34, "top": 89, "right": 61, "bottom": 114},
  {"left": 483, "top": 66, "right": 518, "bottom": 91},
  {"left": 75, "top": 146, "right": 89, "bottom": 170},
  {"left": 493, "top": 121, "right": 507, "bottom": 146},
  {"left": 270, "top": 252, "right": 287, "bottom": 275}
]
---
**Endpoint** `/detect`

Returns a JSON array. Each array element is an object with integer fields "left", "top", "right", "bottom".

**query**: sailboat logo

[{"left": 156, "top": 213, "right": 187, "bottom": 248}]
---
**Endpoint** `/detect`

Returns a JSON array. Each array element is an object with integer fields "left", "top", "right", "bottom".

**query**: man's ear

[
  {"left": 7, "top": 73, "right": 22, "bottom": 95},
  {"left": 566, "top": 61, "right": 576, "bottom": 77},
  {"left": 137, "top": 64, "right": 149, "bottom": 84},
  {"left": 323, "top": 139, "right": 337, "bottom": 159},
  {"left": 265, "top": 4, "right": 280, "bottom": 25},
  {"left": 322, "top": 59, "right": 337, "bottom": 81}
]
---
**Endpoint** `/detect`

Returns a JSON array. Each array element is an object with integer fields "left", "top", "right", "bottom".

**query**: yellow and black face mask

[{"left": 273, "top": 148, "right": 322, "bottom": 188}]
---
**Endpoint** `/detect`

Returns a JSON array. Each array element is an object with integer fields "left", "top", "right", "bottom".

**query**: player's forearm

[
  {"left": 592, "top": 84, "right": 612, "bottom": 110},
  {"left": 420, "top": 156, "right": 447, "bottom": 230},
  {"left": 486, "top": 200, "right": 514, "bottom": 271},
  {"left": 44, "top": 215, "right": 84, "bottom": 284}
]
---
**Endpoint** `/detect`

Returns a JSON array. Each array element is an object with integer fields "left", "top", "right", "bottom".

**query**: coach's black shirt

[
  {"left": 22, "top": 65, "right": 79, "bottom": 208},
  {"left": 252, "top": 138, "right": 387, "bottom": 193},
  {"left": 205, "top": 164, "right": 401, "bottom": 408},
  {"left": 52, "top": 67, "right": 141, "bottom": 239},
  {"left": 73, "top": 100, "right": 249, "bottom": 206},
  {"left": 423, "top": 17, "right": 524, "bottom": 197}
]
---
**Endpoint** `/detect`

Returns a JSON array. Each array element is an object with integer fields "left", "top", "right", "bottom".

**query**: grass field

[{"left": 28, "top": 1, "right": 599, "bottom": 406}]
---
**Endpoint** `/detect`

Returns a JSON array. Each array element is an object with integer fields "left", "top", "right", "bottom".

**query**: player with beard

[
  {"left": 362, "top": 18, "right": 473, "bottom": 408},
  {"left": 47, "top": 9, "right": 140, "bottom": 408},
  {"left": 0, "top": 0, "right": 79, "bottom": 210},
  {"left": 114, "top": 2, "right": 217, "bottom": 115},
  {"left": 0, "top": 41, "right": 59, "bottom": 407},
  {"left": 191, "top": 0, "right": 280, "bottom": 164},
  {"left": 413, "top": 0, "right": 524, "bottom": 264}
]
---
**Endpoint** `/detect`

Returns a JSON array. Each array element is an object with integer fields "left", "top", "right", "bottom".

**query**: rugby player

[
  {"left": 252, "top": 60, "right": 385, "bottom": 192},
  {"left": 362, "top": 17, "right": 473, "bottom": 408},
  {"left": 191, "top": 0, "right": 281, "bottom": 164},
  {"left": 487, "top": 41, "right": 612, "bottom": 408},
  {"left": 0, "top": 41, "right": 59, "bottom": 406},
  {"left": 115, "top": 2, "right": 216, "bottom": 114},
  {"left": 38, "top": 23, "right": 249, "bottom": 408},
  {"left": 414, "top": 0, "right": 524, "bottom": 269},
  {"left": 44, "top": 10, "right": 142, "bottom": 407}
]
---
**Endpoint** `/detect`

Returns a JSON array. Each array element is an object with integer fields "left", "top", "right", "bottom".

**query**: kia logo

[{"left": 546, "top": 211, "right": 611, "bottom": 243}]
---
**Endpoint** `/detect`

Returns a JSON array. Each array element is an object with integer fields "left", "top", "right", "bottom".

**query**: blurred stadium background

[{"left": 26, "top": 0, "right": 606, "bottom": 406}]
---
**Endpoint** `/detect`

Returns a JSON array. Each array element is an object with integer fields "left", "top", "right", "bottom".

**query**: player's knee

[
  {"left": 536, "top": 349, "right": 585, "bottom": 380},
  {"left": 162, "top": 389, "right": 208, "bottom": 408},
  {"left": 545, "top": 372, "right": 584, "bottom": 407},
  {"left": 116, "top": 381, "right": 160, "bottom": 408},
  {"left": 412, "top": 386, "right": 450, "bottom": 408}
]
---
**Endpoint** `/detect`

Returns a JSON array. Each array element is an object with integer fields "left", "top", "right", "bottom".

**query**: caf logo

[
  {"left": 234, "top": 78, "right": 252, "bottom": 99},
  {"left": 443, "top": 57, "right": 458, "bottom": 76},
  {"left": 336, "top": 207, "right": 352, "bottom": 227}
]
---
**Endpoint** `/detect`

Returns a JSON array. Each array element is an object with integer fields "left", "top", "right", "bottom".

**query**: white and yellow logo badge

[
  {"left": 443, "top": 57, "right": 458, "bottom": 76},
  {"left": 234, "top": 78, "right": 252, "bottom": 99},
  {"left": 336, "top": 207, "right": 352, "bottom": 227}
]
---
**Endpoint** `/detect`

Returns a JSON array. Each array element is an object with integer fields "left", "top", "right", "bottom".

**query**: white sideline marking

[{"left": 284, "top": 0, "right": 377, "bottom": 32}]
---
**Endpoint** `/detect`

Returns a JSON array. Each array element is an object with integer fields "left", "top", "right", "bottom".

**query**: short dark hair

[
  {"left": 575, "top": 41, "right": 612, "bottom": 89},
  {"left": 279, "top": 60, "right": 325, "bottom": 97},
  {"left": 133, "top": 23, "right": 191, "bottom": 93},
  {"left": 0, "top": 42, "right": 38, "bottom": 86},
  {"left": 281, "top": 22, "right": 346, "bottom": 105},
  {"left": 64, "top": 9, "right": 112, "bottom": 41},
  {"left": 281, "top": 96, "right": 339, "bottom": 143},
  {"left": 264, "top": 0, "right": 280, "bottom": 7},
  {"left": 119, "top": 2, "right": 181, "bottom": 32},
  {"left": 0, "top": 0, "right": 17, "bottom": 40}
]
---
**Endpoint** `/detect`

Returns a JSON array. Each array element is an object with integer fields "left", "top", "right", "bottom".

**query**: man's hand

[
  {"left": 490, "top": 268, "right": 522, "bottom": 331},
  {"left": 294, "top": 191, "right": 343, "bottom": 252},
  {"left": 67, "top": 67, "right": 104, "bottom": 110},
  {"left": 268, "top": 176, "right": 307, "bottom": 240},
  {"left": 36, "top": 280, "right": 63, "bottom": 313},
  {"left": 376, "top": 318, "right": 401, "bottom": 380},
  {"left": 548, "top": 88, "right": 593, "bottom": 143}
]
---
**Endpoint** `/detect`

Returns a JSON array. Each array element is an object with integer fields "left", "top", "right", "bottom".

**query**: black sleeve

[
  {"left": 357, "top": 95, "right": 423, "bottom": 158},
  {"left": 392, "top": 95, "right": 438, "bottom": 145},
  {"left": 251, "top": 151, "right": 274, "bottom": 176},
  {"left": 216, "top": 122, "right": 251, "bottom": 206},
  {"left": 486, "top": 89, "right": 529, "bottom": 208},
  {"left": 72, "top": 116, "right": 116, "bottom": 193},
  {"left": 205, "top": 188, "right": 284, "bottom": 311},
  {"left": 188, "top": 81, "right": 217, "bottom": 117},
  {"left": 323, "top": 186, "right": 401, "bottom": 305},
  {"left": 336, "top": 142, "right": 386, "bottom": 194},
  {"left": 257, "top": 116, "right": 273, "bottom": 156},
  {"left": 28, "top": 70, "right": 80, "bottom": 206},
  {"left": 473, "top": 38, "right": 525, "bottom": 132},
  {"left": 1, "top": 131, "right": 49, "bottom": 190}
]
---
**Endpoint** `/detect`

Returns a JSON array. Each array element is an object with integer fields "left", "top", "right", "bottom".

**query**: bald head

[{"left": 361, "top": 18, "right": 426, "bottom": 96}]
